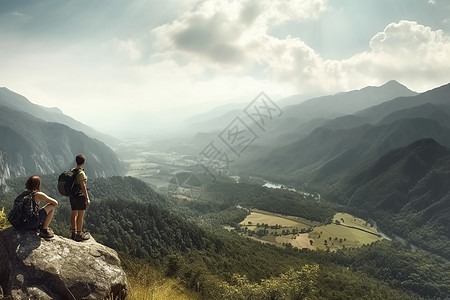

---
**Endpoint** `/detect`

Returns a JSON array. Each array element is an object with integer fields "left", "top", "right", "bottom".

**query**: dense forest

[
  {"left": 200, "top": 182, "right": 336, "bottom": 223},
  {"left": 323, "top": 138, "right": 450, "bottom": 259},
  {"left": 1, "top": 175, "right": 449, "bottom": 299}
]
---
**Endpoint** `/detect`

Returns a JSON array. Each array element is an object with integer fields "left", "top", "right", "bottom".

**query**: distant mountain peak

[
  {"left": 382, "top": 79, "right": 401, "bottom": 86},
  {"left": 282, "top": 80, "right": 418, "bottom": 122},
  {"left": 380, "top": 80, "right": 414, "bottom": 91}
]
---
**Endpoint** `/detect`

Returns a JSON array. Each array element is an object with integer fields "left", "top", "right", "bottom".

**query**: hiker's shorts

[
  {"left": 70, "top": 195, "right": 87, "bottom": 211},
  {"left": 21, "top": 209, "right": 48, "bottom": 230}
]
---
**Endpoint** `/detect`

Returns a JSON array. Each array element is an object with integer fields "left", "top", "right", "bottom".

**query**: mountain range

[
  {"left": 244, "top": 82, "right": 450, "bottom": 181},
  {"left": 180, "top": 80, "right": 420, "bottom": 155},
  {"left": 0, "top": 88, "right": 116, "bottom": 144},
  {"left": 185, "top": 80, "right": 417, "bottom": 135},
  {"left": 0, "top": 87, "right": 125, "bottom": 182},
  {"left": 282, "top": 80, "right": 418, "bottom": 122},
  {"left": 234, "top": 81, "right": 450, "bottom": 258}
]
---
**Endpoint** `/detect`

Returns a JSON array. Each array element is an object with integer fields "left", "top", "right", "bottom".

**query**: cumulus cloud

[
  {"left": 152, "top": 0, "right": 325, "bottom": 67},
  {"left": 341, "top": 21, "right": 450, "bottom": 91},
  {"left": 369, "top": 20, "right": 443, "bottom": 53},
  {"left": 265, "top": 19, "right": 450, "bottom": 93},
  {"left": 149, "top": 1, "right": 450, "bottom": 95}
]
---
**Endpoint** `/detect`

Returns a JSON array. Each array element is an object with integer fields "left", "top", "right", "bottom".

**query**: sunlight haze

[{"left": 0, "top": 0, "right": 449, "bottom": 135}]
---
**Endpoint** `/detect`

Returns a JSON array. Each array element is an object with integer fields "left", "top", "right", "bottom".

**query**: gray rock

[{"left": 0, "top": 227, "right": 128, "bottom": 299}]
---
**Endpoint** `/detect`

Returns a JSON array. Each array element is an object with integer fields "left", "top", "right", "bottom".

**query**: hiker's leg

[
  {"left": 71, "top": 210, "right": 78, "bottom": 231},
  {"left": 42, "top": 203, "right": 56, "bottom": 230},
  {"left": 76, "top": 210, "right": 85, "bottom": 232}
]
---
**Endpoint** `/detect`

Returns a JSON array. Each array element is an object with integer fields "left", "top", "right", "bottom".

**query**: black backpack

[
  {"left": 57, "top": 168, "right": 81, "bottom": 197},
  {"left": 8, "top": 191, "right": 39, "bottom": 228}
]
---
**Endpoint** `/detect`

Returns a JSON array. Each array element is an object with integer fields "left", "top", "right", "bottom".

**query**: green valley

[
  {"left": 1, "top": 81, "right": 450, "bottom": 299},
  {"left": 2, "top": 174, "right": 448, "bottom": 299}
]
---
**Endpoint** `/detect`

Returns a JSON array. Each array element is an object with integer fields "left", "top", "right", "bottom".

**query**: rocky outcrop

[
  {"left": 0, "top": 227, "right": 128, "bottom": 299},
  {"left": 0, "top": 149, "right": 10, "bottom": 187}
]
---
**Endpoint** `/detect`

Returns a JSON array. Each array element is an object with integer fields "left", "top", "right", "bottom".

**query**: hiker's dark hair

[
  {"left": 25, "top": 175, "right": 41, "bottom": 191},
  {"left": 76, "top": 154, "right": 86, "bottom": 165}
]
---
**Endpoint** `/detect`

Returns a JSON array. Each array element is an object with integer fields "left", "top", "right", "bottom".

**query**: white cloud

[
  {"left": 145, "top": 0, "right": 328, "bottom": 100},
  {"left": 152, "top": 0, "right": 325, "bottom": 68},
  {"left": 1, "top": 1, "right": 449, "bottom": 134},
  {"left": 369, "top": 20, "right": 442, "bottom": 53},
  {"left": 150, "top": 1, "right": 450, "bottom": 97},
  {"left": 113, "top": 38, "right": 142, "bottom": 62},
  {"left": 340, "top": 20, "right": 450, "bottom": 92},
  {"left": 428, "top": 0, "right": 436, "bottom": 5}
]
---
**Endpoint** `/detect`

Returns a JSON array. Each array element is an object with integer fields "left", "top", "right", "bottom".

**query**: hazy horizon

[{"left": 1, "top": 0, "right": 449, "bottom": 135}]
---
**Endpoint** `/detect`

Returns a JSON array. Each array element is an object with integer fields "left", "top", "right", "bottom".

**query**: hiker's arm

[
  {"left": 80, "top": 180, "right": 90, "bottom": 206},
  {"left": 35, "top": 192, "right": 58, "bottom": 206}
]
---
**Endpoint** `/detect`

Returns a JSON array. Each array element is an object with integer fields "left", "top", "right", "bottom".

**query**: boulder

[{"left": 0, "top": 227, "right": 128, "bottom": 299}]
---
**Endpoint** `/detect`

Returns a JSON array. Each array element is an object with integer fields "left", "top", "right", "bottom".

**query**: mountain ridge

[
  {"left": 282, "top": 80, "right": 417, "bottom": 121},
  {"left": 0, "top": 87, "right": 117, "bottom": 145},
  {"left": 248, "top": 117, "right": 450, "bottom": 183},
  {"left": 0, "top": 105, "right": 125, "bottom": 179},
  {"left": 179, "top": 80, "right": 417, "bottom": 142},
  {"left": 245, "top": 80, "right": 419, "bottom": 150},
  {"left": 356, "top": 82, "right": 450, "bottom": 123}
]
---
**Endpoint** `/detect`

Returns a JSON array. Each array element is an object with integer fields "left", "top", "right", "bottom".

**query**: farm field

[
  {"left": 238, "top": 209, "right": 319, "bottom": 235},
  {"left": 333, "top": 212, "right": 379, "bottom": 234},
  {"left": 308, "top": 223, "right": 382, "bottom": 251},
  {"left": 237, "top": 210, "right": 383, "bottom": 251}
]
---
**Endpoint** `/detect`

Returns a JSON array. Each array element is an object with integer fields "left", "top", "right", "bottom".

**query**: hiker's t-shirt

[{"left": 75, "top": 170, "right": 87, "bottom": 185}]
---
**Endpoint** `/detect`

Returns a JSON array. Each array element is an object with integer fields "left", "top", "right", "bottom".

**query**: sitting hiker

[{"left": 9, "top": 175, "right": 58, "bottom": 238}]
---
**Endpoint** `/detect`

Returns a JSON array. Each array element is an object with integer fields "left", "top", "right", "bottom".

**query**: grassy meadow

[
  {"left": 237, "top": 210, "right": 383, "bottom": 251},
  {"left": 124, "top": 259, "right": 199, "bottom": 300},
  {"left": 239, "top": 209, "right": 319, "bottom": 234}
]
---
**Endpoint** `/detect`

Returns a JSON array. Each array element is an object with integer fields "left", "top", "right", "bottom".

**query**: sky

[{"left": 0, "top": 0, "right": 449, "bottom": 135}]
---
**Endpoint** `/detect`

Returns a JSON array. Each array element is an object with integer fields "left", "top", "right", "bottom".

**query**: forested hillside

[
  {"left": 249, "top": 118, "right": 450, "bottom": 183},
  {"left": 1, "top": 175, "right": 448, "bottom": 299},
  {"left": 237, "top": 82, "right": 450, "bottom": 265},
  {"left": 200, "top": 182, "right": 336, "bottom": 223},
  {"left": 325, "top": 138, "right": 450, "bottom": 259}
]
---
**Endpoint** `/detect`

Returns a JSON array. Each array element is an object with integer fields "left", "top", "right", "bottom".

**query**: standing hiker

[{"left": 70, "top": 154, "right": 91, "bottom": 241}]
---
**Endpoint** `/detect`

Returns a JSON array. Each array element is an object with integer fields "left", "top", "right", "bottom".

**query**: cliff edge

[{"left": 0, "top": 227, "right": 127, "bottom": 299}]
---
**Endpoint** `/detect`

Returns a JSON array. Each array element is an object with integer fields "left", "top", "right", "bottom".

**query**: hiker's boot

[
  {"left": 36, "top": 224, "right": 43, "bottom": 235},
  {"left": 39, "top": 228, "right": 54, "bottom": 239},
  {"left": 71, "top": 229, "right": 76, "bottom": 240},
  {"left": 75, "top": 231, "right": 90, "bottom": 242}
]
